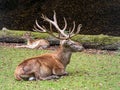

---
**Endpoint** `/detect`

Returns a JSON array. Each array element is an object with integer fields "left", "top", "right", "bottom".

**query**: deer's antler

[{"left": 33, "top": 11, "right": 82, "bottom": 40}]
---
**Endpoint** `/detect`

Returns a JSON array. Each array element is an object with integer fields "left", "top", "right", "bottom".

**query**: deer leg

[
  {"left": 20, "top": 72, "right": 36, "bottom": 81},
  {"left": 34, "top": 71, "right": 41, "bottom": 81},
  {"left": 40, "top": 69, "right": 68, "bottom": 80},
  {"left": 27, "top": 72, "right": 40, "bottom": 81},
  {"left": 53, "top": 67, "right": 67, "bottom": 76},
  {"left": 62, "top": 71, "right": 69, "bottom": 76},
  {"left": 28, "top": 74, "right": 60, "bottom": 81},
  {"left": 15, "top": 45, "right": 27, "bottom": 48},
  {"left": 40, "top": 75, "right": 60, "bottom": 80}
]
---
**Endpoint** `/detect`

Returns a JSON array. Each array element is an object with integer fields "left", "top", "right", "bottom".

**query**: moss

[
  {"left": 72, "top": 34, "right": 120, "bottom": 45},
  {"left": 0, "top": 30, "right": 120, "bottom": 45},
  {"left": 31, "top": 32, "right": 50, "bottom": 39}
]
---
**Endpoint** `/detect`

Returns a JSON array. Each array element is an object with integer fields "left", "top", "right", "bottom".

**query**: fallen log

[
  {"left": 0, "top": 36, "right": 25, "bottom": 43},
  {"left": 82, "top": 42, "right": 120, "bottom": 50},
  {"left": 0, "top": 30, "right": 119, "bottom": 50}
]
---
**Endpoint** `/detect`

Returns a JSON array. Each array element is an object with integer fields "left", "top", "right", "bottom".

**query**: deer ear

[{"left": 27, "top": 32, "right": 31, "bottom": 35}]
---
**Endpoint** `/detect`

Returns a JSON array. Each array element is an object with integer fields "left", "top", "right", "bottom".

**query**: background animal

[{"left": 15, "top": 32, "right": 50, "bottom": 49}]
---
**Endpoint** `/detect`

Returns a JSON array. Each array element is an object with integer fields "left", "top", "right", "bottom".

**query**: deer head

[
  {"left": 33, "top": 11, "right": 84, "bottom": 52},
  {"left": 22, "top": 32, "right": 32, "bottom": 39},
  {"left": 33, "top": 11, "right": 84, "bottom": 68}
]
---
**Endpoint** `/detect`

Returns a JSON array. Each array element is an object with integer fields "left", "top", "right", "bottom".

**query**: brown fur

[
  {"left": 26, "top": 38, "right": 50, "bottom": 49},
  {"left": 14, "top": 40, "right": 84, "bottom": 81},
  {"left": 14, "top": 53, "right": 65, "bottom": 80}
]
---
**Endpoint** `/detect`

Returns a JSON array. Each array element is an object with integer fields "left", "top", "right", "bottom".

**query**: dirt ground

[{"left": 0, "top": 42, "right": 118, "bottom": 55}]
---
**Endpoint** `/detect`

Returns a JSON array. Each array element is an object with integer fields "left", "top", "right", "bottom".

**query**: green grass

[{"left": 0, "top": 46, "right": 120, "bottom": 90}]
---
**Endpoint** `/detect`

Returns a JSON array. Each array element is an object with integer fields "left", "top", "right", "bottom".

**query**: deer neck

[
  {"left": 26, "top": 38, "right": 34, "bottom": 45},
  {"left": 55, "top": 46, "right": 72, "bottom": 68}
]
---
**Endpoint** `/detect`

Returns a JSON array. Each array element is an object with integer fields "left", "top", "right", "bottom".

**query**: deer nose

[{"left": 78, "top": 46, "right": 84, "bottom": 51}]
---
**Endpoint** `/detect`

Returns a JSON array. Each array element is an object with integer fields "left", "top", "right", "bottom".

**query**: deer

[
  {"left": 14, "top": 11, "right": 84, "bottom": 81},
  {"left": 15, "top": 32, "right": 50, "bottom": 49}
]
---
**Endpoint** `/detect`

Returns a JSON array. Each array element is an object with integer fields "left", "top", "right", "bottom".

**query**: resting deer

[
  {"left": 14, "top": 11, "right": 84, "bottom": 81},
  {"left": 15, "top": 32, "right": 50, "bottom": 49}
]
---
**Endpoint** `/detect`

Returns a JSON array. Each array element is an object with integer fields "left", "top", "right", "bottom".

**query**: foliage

[
  {"left": 0, "top": 0, "right": 120, "bottom": 36},
  {"left": 0, "top": 46, "right": 120, "bottom": 90}
]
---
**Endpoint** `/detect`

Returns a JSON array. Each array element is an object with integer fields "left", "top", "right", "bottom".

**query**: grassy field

[{"left": 0, "top": 46, "right": 120, "bottom": 90}]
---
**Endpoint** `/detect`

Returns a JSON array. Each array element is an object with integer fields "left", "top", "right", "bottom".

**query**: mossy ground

[{"left": 0, "top": 30, "right": 120, "bottom": 45}]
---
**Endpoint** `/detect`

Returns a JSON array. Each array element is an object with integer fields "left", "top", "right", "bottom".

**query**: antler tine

[
  {"left": 34, "top": 20, "right": 47, "bottom": 32},
  {"left": 75, "top": 24, "right": 82, "bottom": 34},
  {"left": 53, "top": 11, "right": 67, "bottom": 31},
  {"left": 69, "top": 21, "right": 76, "bottom": 35},
  {"left": 63, "top": 17, "right": 67, "bottom": 31},
  {"left": 33, "top": 25, "right": 40, "bottom": 32},
  {"left": 42, "top": 13, "right": 54, "bottom": 25},
  {"left": 53, "top": 11, "right": 67, "bottom": 37},
  {"left": 41, "top": 13, "right": 48, "bottom": 19},
  {"left": 34, "top": 19, "right": 66, "bottom": 40},
  {"left": 41, "top": 11, "right": 68, "bottom": 38},
  {"left": 33, "top": 24, "right": 43, "bottom": 32},
  {"left": 70, "top": 24, "right": 82, "bottom": 37},
  {"left": 53, "top": 10, "right": 57, "bottom": 24}
]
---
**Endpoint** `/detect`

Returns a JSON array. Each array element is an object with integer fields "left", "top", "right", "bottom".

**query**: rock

[{"left": 101, "top": 43, "right": 120, "bottom": 50}]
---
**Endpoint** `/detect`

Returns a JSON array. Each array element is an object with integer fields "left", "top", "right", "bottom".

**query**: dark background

[{"left": 0, "top": 0, "right": 120, "bottom": 36}]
